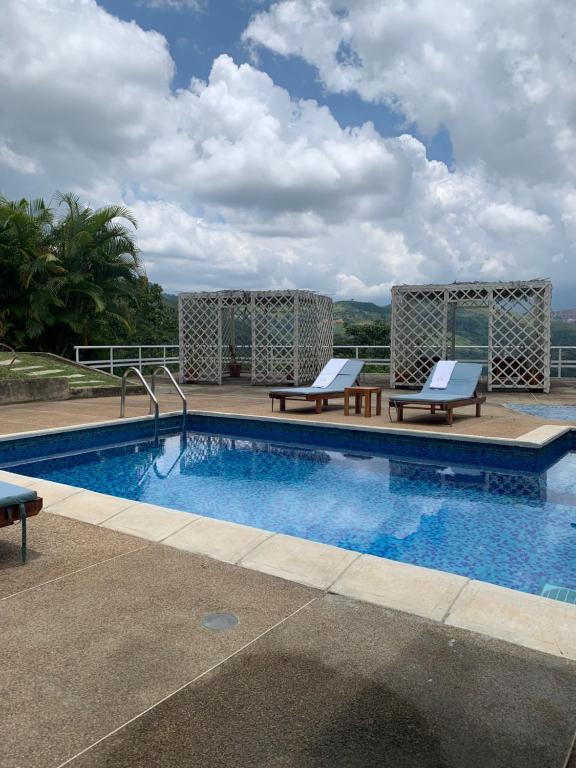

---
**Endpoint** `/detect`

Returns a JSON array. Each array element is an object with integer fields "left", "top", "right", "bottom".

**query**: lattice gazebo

[
  {"left": 390, "top": 280, "right": 552, "bottom": 392},
  {"left": 179, "top": 290, "right": 333, "bottom": 385}
]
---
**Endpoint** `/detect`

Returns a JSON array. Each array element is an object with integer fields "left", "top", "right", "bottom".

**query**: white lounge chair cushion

[
  {"left": 429, "top": 360, "right": 457, "bottom": 389},
  {"left": 311, "top": 358, "right": 347, "bottom": 388}
]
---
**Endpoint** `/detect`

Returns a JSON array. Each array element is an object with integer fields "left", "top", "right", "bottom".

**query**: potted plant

[{"left": 228, "top": 344, "right": 241, "bottom": 377}]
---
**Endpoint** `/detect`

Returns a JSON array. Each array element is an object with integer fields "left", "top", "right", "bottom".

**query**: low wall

[
  {"left": 71, "top": 385, "right": 145, "bottom": 399},
  {"left": 0, "top": 378, "right": 70, "bottom": 405}
]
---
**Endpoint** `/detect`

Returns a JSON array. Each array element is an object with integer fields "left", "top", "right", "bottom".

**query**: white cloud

[
  {"left": 478, "top": 203, "right": 552, "bottom": 235},
  {"left": 245, "top": 0, "right": 576, "bottom": 184},
  {"left": 0, "top": 0, "right": 574, "bottom": 304},
  {"left": 0, "top": 140, "right": 38, "bottom": 174}
]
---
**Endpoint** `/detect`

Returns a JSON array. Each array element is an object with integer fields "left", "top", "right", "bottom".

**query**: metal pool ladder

[
  {"left": 151, "top": 366, "right": 187, "bottom": 421},
  {"left": 120, "top": 367, "right": 160, "bottom": 424},
  {"left": 120, "top": 366, "right": 187, "bottom": 436}
]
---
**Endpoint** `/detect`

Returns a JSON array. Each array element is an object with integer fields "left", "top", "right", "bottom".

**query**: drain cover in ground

[{"left": 201, "top": 612, "right": 239, "bottom": 631}]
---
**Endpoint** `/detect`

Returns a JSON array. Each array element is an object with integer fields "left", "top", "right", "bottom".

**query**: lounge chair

[
  {"left": 269, "top": 359, "right": 364, "bottom": 414},
  {"left": 0, "top": 481, "right": 42, "bottom": 563},
  {"left": 389, "top": 362, "right": 485, "bottom": 426}
]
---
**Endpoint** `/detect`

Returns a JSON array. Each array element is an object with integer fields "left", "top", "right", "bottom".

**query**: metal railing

[
  {"left": 75, "top": 345, "right": 179, "bottom": 374},
  {"left": 333, "top": 345, "right": 576, "bottom": 378},
  {"left": 75, "top": 343, "right": 576, "bottom": 378}
]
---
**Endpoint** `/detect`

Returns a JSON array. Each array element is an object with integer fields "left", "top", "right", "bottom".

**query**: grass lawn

[{"left": 0, "top": 351, "right": 121, "bottom": 390}]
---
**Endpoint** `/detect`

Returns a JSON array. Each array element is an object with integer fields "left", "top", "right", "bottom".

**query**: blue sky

[{"left": 99, "top": 0, "right": 454, "bottom": 165}]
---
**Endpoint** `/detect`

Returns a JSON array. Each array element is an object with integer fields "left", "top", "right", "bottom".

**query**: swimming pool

[
  {"left": 1, "top": 415, "right": 575, "bottom": 598},
  {"left": 506, "top": 404, "right": 576, "bottom": 421}
]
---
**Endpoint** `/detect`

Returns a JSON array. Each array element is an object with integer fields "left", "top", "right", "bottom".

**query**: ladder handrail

[
  {"left": 120, "top": 367, "right": 159, "bottom": 422},
  {"left": 150, "top": 366, "right": 187, "bottom": 418},
  {"left": 0, "top": 343, "right": 17, "bottom": 369}
]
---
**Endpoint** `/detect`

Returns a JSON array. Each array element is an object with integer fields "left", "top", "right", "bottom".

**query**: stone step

[{"left": 29, "top": 369, "right": 65, "bottom": 376}]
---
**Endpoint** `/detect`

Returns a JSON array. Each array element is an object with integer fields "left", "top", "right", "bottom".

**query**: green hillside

[
  {"left": 163, "top": 295, "right": 576, "bottom": 347},
  {"left": 334, "top": 301, "right": 576, "bottom": 347},
  {"left": 163, "top": 293, "right": 178, "bottom": 309},
  {"left": 334, "top": 300, "right": 391, "bottom": 324}
]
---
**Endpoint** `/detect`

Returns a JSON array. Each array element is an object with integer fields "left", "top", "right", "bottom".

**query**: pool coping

[
  {"left": 0, "top": 407, "right": 571, "bottom": 448},
  {"left": 1, "top": 411, "right": 575, "bottom": 662}
]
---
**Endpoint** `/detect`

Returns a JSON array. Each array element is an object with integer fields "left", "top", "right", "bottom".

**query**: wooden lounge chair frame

[
  {"left": 1, "top": 497, "right": 42, "bottom": 563},
  {"left": 269, "top": 359, "right": 365, "bottom": 414},
  {"left": 389, "top": 362, "right": 486, "bottom": 426},
  {"left": 271, "top": 390, "right": 350, "bottom": 414},
  {"left": 390, "top": 395, "right": 486, "bottom": 426}
]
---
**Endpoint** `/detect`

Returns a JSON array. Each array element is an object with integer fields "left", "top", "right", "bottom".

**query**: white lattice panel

[
  {"left": 179, "top": 294, "right": 222, "bottom": 383},
  {"left": 490, "top": 283, "right": 551, "bottom": 391},
  {"left": 391, "top": 280, "right": 551, "bottom": 391},
  {"left": 391, "top": 288, "right": 446, "bottom": 386},
  {"left": 252, "top": 293, "right": 295, "bottom": 384},
  {"left": 179, "top": 290, "right": 332, "bottom": 386}
]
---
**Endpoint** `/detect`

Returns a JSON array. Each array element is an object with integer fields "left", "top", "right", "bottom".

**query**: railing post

[
  {"left": 75, "top": 347, "right": 80, "bottom": 364},
  {"left": 558, "top": 347, "right": 562, "bottom": 379},
  {"left": 355, "top": 347, "right": 359, "bottom": 359},
  {"left": 138, "top": 346, "right": 142, "bottom": 372},
  {"left": 163, "top": 346, "right": 167, "bottom": 367},
  {"left": 110, "top": 347, "right": 114, "bottom": 375}
]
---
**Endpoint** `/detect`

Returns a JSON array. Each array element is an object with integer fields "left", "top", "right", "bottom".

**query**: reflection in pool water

[{"left": 5, "top": 426, "right": 576, "bottom": 598}]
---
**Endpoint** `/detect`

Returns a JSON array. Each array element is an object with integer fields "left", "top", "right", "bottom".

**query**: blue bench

[{"left": 0, "top": 481, "right": 42, "bottom": 563}]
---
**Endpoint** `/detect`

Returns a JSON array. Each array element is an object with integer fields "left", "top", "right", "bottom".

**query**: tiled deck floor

[
  {"left": 1, "top": 376, "right": 576, "bottom": 438},
  {"left": 1, "top": 383, "right": 576, "bottom": 766}
]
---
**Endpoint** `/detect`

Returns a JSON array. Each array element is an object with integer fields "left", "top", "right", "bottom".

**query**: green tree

[
  {"left": 0, "top": 196, "right": 61, "bottom": 345},
  {"left": 0, "top": 192, "right": 144, "bottom": 355},
  {"left": 101, "top": 279, "right": 179, "bottom": 345},
  {"left": 344, "top": 320, "right": 390, "bottom": 347}
]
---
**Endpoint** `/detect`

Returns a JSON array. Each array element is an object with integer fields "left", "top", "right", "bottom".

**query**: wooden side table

[{"left": 344, "top": 386, "right": 382, "bottom": 418}]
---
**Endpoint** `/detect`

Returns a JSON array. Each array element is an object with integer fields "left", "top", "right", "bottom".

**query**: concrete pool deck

[
  {"left": 2, "top": 465, "right": 575, "bottom": 663},
  {"left": 1, "top": 375, "right": 576, "bottom": 439},
  {"left": 1, "top": 383, "right": 576, "bottom": 766},
  {"left": 2, "top": 512, "right": 576, "bottom": 768}
]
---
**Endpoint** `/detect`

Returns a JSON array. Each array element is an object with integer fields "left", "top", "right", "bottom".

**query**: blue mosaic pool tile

[{"left": 1, "top": 414, "right": 575, "bottom": 599}]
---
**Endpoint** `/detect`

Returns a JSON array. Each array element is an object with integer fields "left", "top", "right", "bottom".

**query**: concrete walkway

[{"left": 1, "top": 514, "right": 576, "bottom": 768}]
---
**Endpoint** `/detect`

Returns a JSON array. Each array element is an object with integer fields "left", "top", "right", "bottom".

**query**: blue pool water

[
  {"left": 506, "top": 403, "right": 576, "bottom": 421},
  {"left": 2, "top": 416, "right": 575, "bottom": 597}
]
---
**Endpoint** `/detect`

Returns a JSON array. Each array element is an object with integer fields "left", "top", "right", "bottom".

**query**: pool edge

[
  {"left": 0, "top": 407, "right": 571, "bottom": 449},
  {"left": 1, "top": 464, "right": 575, "bottom": 663}
]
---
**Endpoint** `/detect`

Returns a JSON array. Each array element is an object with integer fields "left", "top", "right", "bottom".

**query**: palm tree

[
  {"left": 0, "top": 196, "right": 62, "bottom": 346},
  {"left": 43, "top": 193, "right": 144, "bottom": 353},
  {"left": 0, "top": 192, "right": 145, "bottom": 355}
]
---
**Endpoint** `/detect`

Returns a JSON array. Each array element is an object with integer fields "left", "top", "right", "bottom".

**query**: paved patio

[
  {"left": 1, "top": 375, "right": 576, "bottom": 438},
  {"left": 2, "top": 514, "right": 576, "bottom": 768},
  {"left": 1, "top": 382, "right": 576, "bottom": 767}
]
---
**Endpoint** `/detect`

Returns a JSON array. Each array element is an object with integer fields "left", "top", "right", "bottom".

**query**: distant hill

[
  {"left": 552, "top": 308, "right": 576, "bottom": 322},
  {"left": 333, "top": 300, "right": 576, "bottom": 347},
  {"left": 334, "top": 300, "right": 391, "bottom": 324},
  {"left": 163, "top": 293, "right": 576, "bottom": 347},
  {"left": 164, "top": 293, "right": 178, "bottom": 308}
]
